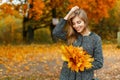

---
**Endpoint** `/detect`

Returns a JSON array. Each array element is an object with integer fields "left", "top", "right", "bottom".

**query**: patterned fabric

[{"left": 52, "top": 19, "right": 104, "bottom": 80}]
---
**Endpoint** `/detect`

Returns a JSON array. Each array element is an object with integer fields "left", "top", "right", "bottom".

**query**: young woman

[{"left": 52, "top": 6, "right": 104, "bottom": 80}]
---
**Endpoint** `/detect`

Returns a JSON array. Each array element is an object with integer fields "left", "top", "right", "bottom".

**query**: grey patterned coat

[{"left": 52, "top": 19, "right": 104, "bottom": 80}]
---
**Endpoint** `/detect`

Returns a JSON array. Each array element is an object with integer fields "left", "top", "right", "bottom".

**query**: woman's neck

[{"left": 80, "top": 28, "right": 91, "bottom": 36}]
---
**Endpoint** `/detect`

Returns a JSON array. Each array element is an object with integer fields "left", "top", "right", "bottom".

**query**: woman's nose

[{"left": 75, "top": 24, "right": 79, "bottom": 27}]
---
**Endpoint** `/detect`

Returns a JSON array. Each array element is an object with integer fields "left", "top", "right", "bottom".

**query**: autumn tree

[
  {"left": 68, "top": 0, "right": 116, "bottom": 23},
  {"left": 0, "top": 2, "right": 23, "bottom": 44},
  {"left": 94, "top": 0, "right": 120, "bottom": 40},
  {"left": 0, "top": 0, "right": 45, "bottom": 43},
  {"left": 19, "top": 0, "right": 45, "bottom": 43},
  {"left": 0, "top": 3, "right": 21, "bottom": 18}
]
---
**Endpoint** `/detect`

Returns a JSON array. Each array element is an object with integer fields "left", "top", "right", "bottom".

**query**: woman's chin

[{"left": 76, "top": 30, "right": 82, "bottom": 33}]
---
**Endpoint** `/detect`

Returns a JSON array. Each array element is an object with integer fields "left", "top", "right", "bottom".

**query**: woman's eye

[{"left": 77, "top": 21, "right": 81, "bottom": 24}]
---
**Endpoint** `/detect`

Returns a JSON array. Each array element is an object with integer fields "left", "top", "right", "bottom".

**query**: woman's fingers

[
  {"left": 64, "top": 6, "right": 79, "bottom": 20},
  {"left": 70, "top": 6, "right": 79, "bottom": 12}
]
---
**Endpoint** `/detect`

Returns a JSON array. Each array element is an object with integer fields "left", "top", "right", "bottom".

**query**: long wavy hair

[{"left": 66, "top": 9, "right": 89, "bottom": 45}]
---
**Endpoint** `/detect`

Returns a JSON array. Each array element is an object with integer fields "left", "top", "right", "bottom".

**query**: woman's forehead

[{"left": 72, "top": 16, "right": 83, "bottom": 22}]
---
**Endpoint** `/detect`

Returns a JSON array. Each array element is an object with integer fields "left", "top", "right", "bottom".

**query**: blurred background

[
  {"left": 0, "top": 0, "right": 120, "bottom": 45},
  {"left": 0, "top": 0, "right": 120, "bottom": 80}
]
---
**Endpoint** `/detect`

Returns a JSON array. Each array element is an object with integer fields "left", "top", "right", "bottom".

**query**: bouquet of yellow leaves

[{"left": 61, "top": 45, "right": 94, "bottom": 72}]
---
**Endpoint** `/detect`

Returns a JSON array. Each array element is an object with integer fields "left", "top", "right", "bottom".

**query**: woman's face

[{"left": 72, "top": 16, "right": 86, "bottom": 33}]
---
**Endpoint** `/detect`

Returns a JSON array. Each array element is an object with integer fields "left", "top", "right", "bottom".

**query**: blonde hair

[{"left": 66, "top": 8, "right": 88, "bottom": 45}]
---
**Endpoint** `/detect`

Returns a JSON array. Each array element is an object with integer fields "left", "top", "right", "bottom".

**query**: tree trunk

[
  {"left": 22, "top": 0, "right": 33, "bottom": 43},
  {"left": 27, "top": 25, "right": 34, "bottom": 44},
  {"left": 23, "top": 17, "right": 28, "bottom": 42},
  {"left": 50, "top": 8, "right": 58, "bottom": 42}
]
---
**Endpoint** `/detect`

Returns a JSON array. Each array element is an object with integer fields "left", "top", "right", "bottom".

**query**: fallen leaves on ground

[{"left": 0, "top": 43, "right": 120, "bottom": 80}]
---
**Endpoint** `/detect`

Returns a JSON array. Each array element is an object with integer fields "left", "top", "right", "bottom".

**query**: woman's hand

[{"left": 64, "top": 6, "right": 79, "bottom": 20}]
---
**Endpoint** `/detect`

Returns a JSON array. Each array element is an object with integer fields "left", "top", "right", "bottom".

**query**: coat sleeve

[
  {"left": 92, "top": 36, "right": 104, "bottom": 70},
  {"left": 85, "top": 36, "right": 104, "bottom": 71},
  {"left": 52, "top": 18, "right": 67, "bottom": 41}
]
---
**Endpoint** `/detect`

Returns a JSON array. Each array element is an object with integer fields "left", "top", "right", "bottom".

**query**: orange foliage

[
  {"left": 28, "top": 0, "right": 45, "bottom": 20},
  {"left": 68, "top": 0, "right": 116, "bottom": 23},
  {"left": 0, "top": 0, "right": 45, "bottom": 20},
  {"left": 61, "top": 45, "right": 94, "bottom": 72},
  {"left": 50, "top": 0, "right": 65, "bottom": 8},
  {"left": 0, "top": 3, "right": 19, "bottom": 16}
]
